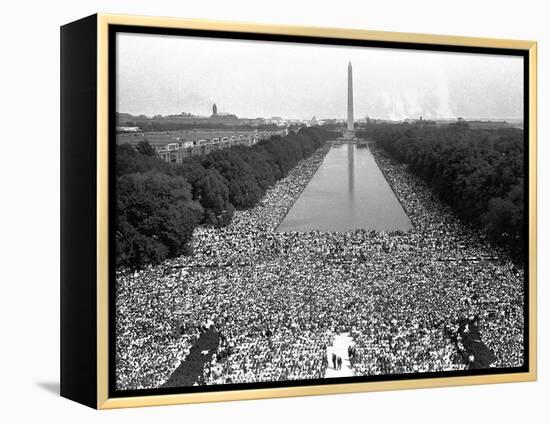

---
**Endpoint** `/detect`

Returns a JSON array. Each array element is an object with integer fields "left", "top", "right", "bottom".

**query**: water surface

[{"left": 277, "top": 144, "right": 412, "bottom": 232}]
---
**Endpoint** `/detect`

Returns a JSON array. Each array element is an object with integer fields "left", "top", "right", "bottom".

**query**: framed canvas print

[{"left": 60, "top": 14, "right": 537, "bottom": 409}]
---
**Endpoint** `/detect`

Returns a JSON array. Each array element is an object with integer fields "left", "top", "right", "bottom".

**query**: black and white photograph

[
  {"left": 4, "top": 0, "right": 550, "bottom": 418},
  {"left": 112, "top": 29, "right": 527, "bottom": 394}
]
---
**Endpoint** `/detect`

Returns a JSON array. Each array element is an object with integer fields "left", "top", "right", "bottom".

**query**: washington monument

[
  {"left": 337, "top": 61, "right": 358, "bottom": 142},
  {"left": 340, "top": 61, "right": 356, "bottom": 141},
  {"left": 347, "top": 61, "right": 354, "bottom": 132}
]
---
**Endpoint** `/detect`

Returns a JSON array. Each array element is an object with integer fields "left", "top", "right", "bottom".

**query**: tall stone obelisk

[{"left": 347, "top": 61, "right": 354, "bottom": 133}]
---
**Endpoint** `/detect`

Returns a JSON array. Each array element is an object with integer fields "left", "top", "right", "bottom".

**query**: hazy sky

[{"left": 117, "top": 32, "right": 523, "bottom": 121}]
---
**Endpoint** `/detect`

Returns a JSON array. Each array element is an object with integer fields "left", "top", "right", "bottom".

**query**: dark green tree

[{"left": 116, "top": 171, "right": 203, "bottom": 267}]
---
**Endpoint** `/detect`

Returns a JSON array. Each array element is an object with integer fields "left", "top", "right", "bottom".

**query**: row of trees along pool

[
  {"left": 358, "top": 121, "right": 525, "bottom": 259},
  {"left": 116, "top": 126, "right": 333, "bottom": 268}
]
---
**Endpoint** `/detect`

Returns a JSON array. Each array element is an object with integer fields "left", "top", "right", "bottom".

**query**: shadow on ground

[
  {"left": 36, "top": 381, "right": 59, "bottom": 396},
  {"left": 163, "top": 327, "right": 220, "bottom": 388}
]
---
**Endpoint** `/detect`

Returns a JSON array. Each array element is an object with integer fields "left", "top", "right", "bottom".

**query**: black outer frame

[
  {"left": 60, "top": 14, "right": 98, "bottom": 408},
  {"left": 60, "top": 14, "right": 531, "bottom": 409},
  {"left": 108, "top": 25, "right": 530, "bottom": 398}
]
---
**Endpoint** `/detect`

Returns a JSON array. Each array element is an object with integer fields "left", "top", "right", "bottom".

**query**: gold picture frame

[{"left": 61, "top": 13, "right": 537, "bottom": 409}]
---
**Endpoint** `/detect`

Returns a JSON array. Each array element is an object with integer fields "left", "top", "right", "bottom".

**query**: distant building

[
  {"left": 209, "top": 112, "right": 239, "bottom": 123},
  {"left": 116, "top": 109, "right": 289, "bottom": 129},
  {"left": 468, "top": 120, "right": 510, "bottom": 129},
  {"left": 153, "top": 129, "right": 288, "bottom": 163},
  {"left": 404, "top": 116, "right": 436, "bottom": 126},
  {"left": 435, "top": 117, "right": 511, "bottom": 129},
  {"left": 116, "top": 128, "right": 288, "bottom": 163},
  {"left": 116, "top": 126, "right": 141, "bottom": 133}
]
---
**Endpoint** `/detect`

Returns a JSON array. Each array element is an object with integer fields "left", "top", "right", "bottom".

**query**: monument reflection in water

[{"left": 277, "top": 143, "right": 413, "bottom": 233}]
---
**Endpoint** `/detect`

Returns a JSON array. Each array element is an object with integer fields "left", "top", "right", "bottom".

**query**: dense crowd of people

[{"left": 116, "top": 143, "right": 524, "bottom": 390}]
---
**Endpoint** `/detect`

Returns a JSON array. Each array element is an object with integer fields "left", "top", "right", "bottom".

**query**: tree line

[
  {"left": 359, "top": 122, "right": 525, "bottom": 258},
  {"left": 116, "top": 126, "right": 332, "bottom": 268}
]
